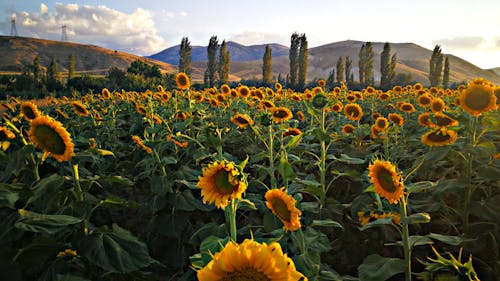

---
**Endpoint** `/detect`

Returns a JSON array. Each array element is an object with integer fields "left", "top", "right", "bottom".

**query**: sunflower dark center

[
  {"left": 465, "top": 88, "right": 492, "bottom": 110},
  {"left": 235, "top": 116, "right": 249, "bottom": 124},
  {"left": 74, "top": 104, "right": 87, "bottom": 114},
  {"left": 427, "top": 131, "right": 451, "bottom": 142},
  {"left": 420, "top": 97, "right": 431, "bottom": 105},
  {"left": 177, "top": 76, "right": 188, "bottom": 86},
  {"left": 435, "top": 116, "right": 452, "bottom": 126},
  {"left": 220, "top": 267, "right": 270, "bottom": 281},
  {"left": 273, "top": 110, "right": 289, "bottom": 118},
  {"left": 431, "top": 102, "right": 444, "bottom": 111},
  {"left": 270, "top": 197, "right": 291, "bottom": 222},
  {"left": 377, "top": 168, "right": 398, "bottom": 193},
  {"left": 34, "top": 125, "right": 66, "bottom": 155},
  {"left": 23, "top": 107, "right": 37, "bottom": 119},
  {"left": 213, "top": 169, "right": 237, "bottom": 194},
  {"left": 376, "top": 119, "right": 387, "bottom": 128},
  {"left": 346, "top": 107, "right": 360, "bottom": 117}
]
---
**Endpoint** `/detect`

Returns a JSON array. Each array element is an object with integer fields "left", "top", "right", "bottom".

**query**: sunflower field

[{"left": 0, "top": 75, "right": 499, "bottom": 281}]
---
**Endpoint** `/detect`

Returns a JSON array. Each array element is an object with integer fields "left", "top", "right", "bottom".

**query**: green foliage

[
  {"left": 429, "top": 45, "right": 444, "bottom": 87},
  {"left": 206, "top": 36, "right": 218, "bottom": 87},
  {"left": 336, "top": 56, "right": 345, "bottom": 83},
  {"left": 179, "top": 37, "right": 192, "bottom": 76},
  {"left": 218, "top": 40, "right": 230, "bottom": 85},
  {"left": 127, "top": 60, "right": 161, "bottom": 78},
  {"left": 262, "top": 44, "right": 273, "bottom": 85},
  {"left": 289, "top": 32, "right": 300, "bottom": 89},
  {"left": 442, "top": 56, "right": 450, "bottom": 88},
  {"left": 298, "top": 34, "right": 308, "bottom": 90},
  {"left": 380, "top": 42, "right": 396, "bottom": 90}
]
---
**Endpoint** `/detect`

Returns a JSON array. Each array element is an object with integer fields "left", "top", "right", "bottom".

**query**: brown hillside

[{"left": 0, "top": 36, "right": 174, "bottom": 75}]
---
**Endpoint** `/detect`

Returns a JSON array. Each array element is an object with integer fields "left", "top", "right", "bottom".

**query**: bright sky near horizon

[{"left": 1, "top": 0, "right": 499, "bottom": 69}]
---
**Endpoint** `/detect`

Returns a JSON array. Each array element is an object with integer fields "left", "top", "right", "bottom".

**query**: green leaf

[
  {"left": 238, "top": 198, "right": 257, "bottom": 211},
  {"left": 311, "top": 127, "right": 329, "bottom": 142},
  {"left": 170, "top": 190, "right": 197, "bottom": 211},
  {"left": 198, "top": 235, "right": 228, "bottom": 266},
  {"left": 0, "top": 188, "right": 19, "bottom": 209},
  {"left": 400, "top": 213, "right": 431, "bottom": 225},
  {"left": 78, "top": 224, "right": 157, "bottom": 273},
  {"left": 26, "top": 174, "right": 65, "bottom": 206},
  {"left": 406, "top": 181, "right": 437, "bottom": 193},
  {"left": 359, "top": 217, "right": 394, "bottom": 231},
  {"left": 54, "top": 274, "right": 91, "bottom": 281},
  {"left": 100, "top": 197, "right": 140, "bottom": 209},
  {"left": 311, "top": 219, "right": 343, "bottom": 229},
  {"left": 277, "top": 156, "right": 296, "bottom": 181},
  {"left": 337, "top": 154, "right": 366, "bottom": 164},
  {"left": 386, "top": 235, "right": 434, "bottom": 248},
  {"left": 286, "top": 134, "right": 303, "bottom": 149},
  {"left": 294, "top": 252, "right": 320, "bottom": 278},
  {"left": 358, "top": 254, "right": 406, "bottom": 281},
  {"left": 427, "top": 233, "right": 462, "bottom": 245},
  {"left": 96, "top": 149, "right": 115, "bottom": 157},
  {"left": 150, "top": 176, "right": 173, "bottom": 196},
  {"left": 99, "top": 176, "right": 134, "bottom": 187},
  {"left": 15, "top": 210, "right": 82, "bottom": 235}
]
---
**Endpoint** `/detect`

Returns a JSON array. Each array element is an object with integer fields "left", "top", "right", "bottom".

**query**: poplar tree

[
  {"left": 364, "top": 42, "right": 374, "bottom": 86},
  {"left": 68, "top": 54, "right": 75, "bottom": 79},
  {"left": 48, "top": 57, "right": 60, "bottom": 81},
  {"left": 380, "top": 43, "right": 392, "bottom": 89},
  {"left": 289, "top": 33, "right": 300, "bottom": 88},
  {"left": 262, "top": 44, "right": 273, "bottom": 85},
  {"left": 218, "top": 40, "right": 230, "bottom": 85},
  {"left": 179, "top": 37, "right": 192, "bottom": 76},
  {"left": 429, "top": 45, "right": 443, "bottom": 87},
  {"left": 207, "top": 36, "right": 218, "bottom": 87},
  {"left": 336, "top": 56, "right": 344, "bottom": 83},
  {"left": 326, "top": 68, "right": 335, "bottom": 88},
  {"left": 345, "top": 56, "right": 353, "bottom": 86},
  {"left": 442, "top": 56, "right": 450, "bottom": 88},
  {"left": 298, "top": 34, "right": 308, "bottom": 90},
  {"left": 33, "top": 55, "right": 41, "bottom": 85},
  {"left": 358, "top": 44, "right": 366, "bottom": 86}
]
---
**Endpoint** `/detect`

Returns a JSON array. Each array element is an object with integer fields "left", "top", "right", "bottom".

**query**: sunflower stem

[
  {"left": 320, "top": 108, "right": 327, "bottom": 207},
  {"left": 29, "top": 154, "right": 40, "bottom": 181},
  {"left": 153, "top": 149, "right": 167, "bottom": 177},
  {"left": 297, "top": 227, "right": 307, "bottom": 255},
  {"left": 400, "top": 195, "right": 412, "bottom": 281},
  {"left": 71, "top": 163, "right": 83, "bottom": 201},
  {"left": 227, "top": 199, "right": 237, "bottom": 242},
  {"left": 463, "top": 116, "right": 478, "bottom": 233},
  {"left": 268, "top": 125, "right": 276, "bottom": 189}
]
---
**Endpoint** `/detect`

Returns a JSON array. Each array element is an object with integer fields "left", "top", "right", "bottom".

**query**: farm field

[{"left": 0, "top": 76, "right": 499, "bottom": 281}]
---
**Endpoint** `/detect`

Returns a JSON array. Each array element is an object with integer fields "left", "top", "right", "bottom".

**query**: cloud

[
  {"left": 434, "top": 36, "right": 486, "bottom": 50},
  {"left": 6, "top": 3, "right": 166, "bottom": 55},
  {"left": 40, "top": 3, "right": 48, "bottom": 14},
  {"left": 228, "top": 31, "right": 288, "bottom": 46}
]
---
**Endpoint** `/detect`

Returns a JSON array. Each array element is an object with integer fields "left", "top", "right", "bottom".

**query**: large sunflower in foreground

[
  {"left": 20, "top": 101, "right": 41, "bottom": 121},
  {"left": 459, "top": 81, "right": 497, "bottom": 116},
  {"left": 197, "top": 160, "right": 247, "bottom": 209},
  {"left": 197, "top": 239, "right": 307, "bottom": 281},
  {"left": 368, "top": 159, "right": 404, "bottom": 204},
  {"left": 421, "top": 128, "right": 458, "bottom": 147},
  {"left": 28, "top": 115, "right": 74, "bottom": 162},
  {"left": 265, "top": 187, "right": 302, "bottom": 232},
  {"left": 175, "top": 72, "right": 190, "bottom": 90}
]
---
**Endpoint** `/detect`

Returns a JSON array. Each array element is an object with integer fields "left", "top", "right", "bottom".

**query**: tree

[
  {"left": 345, "top": 56, "right": 353, "bottom": 86},
  {"left": 68, "top": 54, "right": 75, "bottom": 79},
  {"left": 127, "top": 60, "right": 161, "bottom": 78},
  {"left": 218, "top": 40, "right": 230, "bottom": 85},
  {"left": 289, "top": 32, "right": 300, "bottom": 89},
  {"left": 442, "top": 56, "right": 450, "bottom": 88},
  {"left": 364, "top": 42, "right": 374, "bottom": 86},
  {"left": 358, "top": 44, "right": 366, "bottom": 86},
  {"left": 429, "top": 45, "right": 444, "bottom": 87},
  {"left": 33, "top": 55, "right": 42, "bottom": 86},
  {"left": 262, "top": 44, "right": 273, "bottom": 85},
  {"left": 389, "top": 53, "right": 397, "bottom": 87},
  {"left": 179, "top": 37, "right": 192, "bottom": 76},
  {"left": 326, "top": 68, "right": 335, "bottom": 88},
  {"left": 297, "top": 34, "right": 308, "bottom": 90},
  {"left": 380, "top": 42, "right": 391, "bottom": 89},
  {"left": 336, "top": 56, "right": 344, "bottom": 83},
  {"left": 207, "top": 36, "right": 218, "bottom": 87},
  {"left": 48, "top": 57, "right": 60, "bottom": 82}
]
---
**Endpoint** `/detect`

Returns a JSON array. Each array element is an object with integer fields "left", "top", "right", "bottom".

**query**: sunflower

[
  {"left": 131, "top": 135, "right": 152, "bottom": 154},
  {"left": 368, "top": 159, "right": 404, "bottom": 204},
  {"left": 418, "top": 113, "right": 433, "bottom": 127},
  {"left": 71, "top": 101, "right": 90, "bottom": 117},
  {"left": 317, "top": 79, "right": 326, "bottom": 87},
  {"left": 220, "top": 84, "right": 231, "bottom": 95},
  {"left": 175, "top": 72, "right": 190, "bottom": 90},
  {"left": 346, "top": 94, "right": 357, "bottom": 103},
  {"left": 421, "top": 128, "right": 458, "bottom": 147},
  {"left": 296, "top": 111, "right": 305, "bottom": 121},
  {"left": 417, "top": 93, "right": 433, "bottom": 108},
  {"left": 20, "top": 101, "right": 41, "bottom": 121},
  {"left": 459, "top": 81, "right": 497, "bottom": 116},
  {"left": 343, "top": 103, "right": 363, "bottom": 121},
  {"left": 312, "top": 93, "right": 328, "bottom": 109},
  {"left": 275, "top": 82, "right": 283, "bottom": 91},
  {"left": 330, "top": 102, "right": 342, "bottom": 113},
  {"left": 28, "top": 115, "right": 74, "bottom": 162},
  {"left": 399, "top": 102, "right": 416, "bottom": 113},
  {"left": 265, "top": 187, "right": 302, "bottom": 232},
  {"left": 378, "top": 92, "right": 391, "bottom": 101},
  {"left": 283, "top": 128, "right": 303, "bottom": 137},
  {"left": 494, "top": 86, "right": 500, "bottom": 106},
  {"left": 231, "top": 113, "right": 254, "bottom": 129},
  {"left": 238, "top": 86, "right": 251, "bottom": 98},
  {"left": 430, "top": 97, "right": 446, "bottom": 113},
  {"left": 197, "top": 238, "right": 306, "bottom": 281},
  {"left": 290, "top": 94, "right": 302, "bottom": 101},
  {"left": 388, "top": 113, "right": 404, "bottom": 126},
  {"left": 197, "top": 160, "right": 247, "bottom": 209},
  {"left": 260, "top": 100, "right": 275, "bottom": 110},
  {"left": 0, "top": 126, "right": 15, "bottom": 139},
  {"left": 341, "top": 124, "right": 355, "bottom": 134},
  {"left": 433, "top": 112, "right": 458, "bottom": 127},
  {"left": 375, "top": 117, "right": 389, "bottom": 130},
  {"left": 101, "top": 88, "right": 111, "bottom": 99},
  {"left": 413, "top": 83, "right": 423, "bottom": 91},
  {"left": 357, "top": 211, "right": 401, "bottom": 226},
  {"left": 271, "top": 107, "right": 293, "bottom": 123},
  {"left": 370, "top": 125, "right": 386, "bottom": 139}
]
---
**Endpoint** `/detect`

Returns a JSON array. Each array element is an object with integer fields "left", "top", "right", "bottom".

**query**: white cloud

[
  {"left": 434, "top": 36, "right": 486, "bottom": 50},
  {"left": 9, "top": 3, "right": 166, "bottom": 55},
  {"left": 40, "top": 3, "right": 48, "bottom": 14},
  {"left": 228, "top": 31, "right": 288, "bottom": 46},
  {"left": 180, "top": 11, "right": 188, "bottom": 17}
]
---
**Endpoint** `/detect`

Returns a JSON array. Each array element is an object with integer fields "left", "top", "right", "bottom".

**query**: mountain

[
  {"left": 153, "top": 39, "right": 500, "bottom": 85},
  {"left": 490, "top": 67, "right": 500, "bottom": 76},
  {"left": 148, "top": 41, "right": 289, "bottom": 65},
  {"left": 0, "top": 36, "right": 174, "bottom": 76}
]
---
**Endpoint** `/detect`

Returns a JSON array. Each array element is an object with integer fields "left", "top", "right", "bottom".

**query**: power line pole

[
  {"left": 61, "top": 25, "right": 68, "bottom": 41},
  {"left": 11, "top": 15, "right": 18, "bottom": 36}
]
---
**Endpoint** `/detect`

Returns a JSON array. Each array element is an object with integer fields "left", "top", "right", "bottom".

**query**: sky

[{"left": 1, "top": 0, "right": 499, "bottom": 69}]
